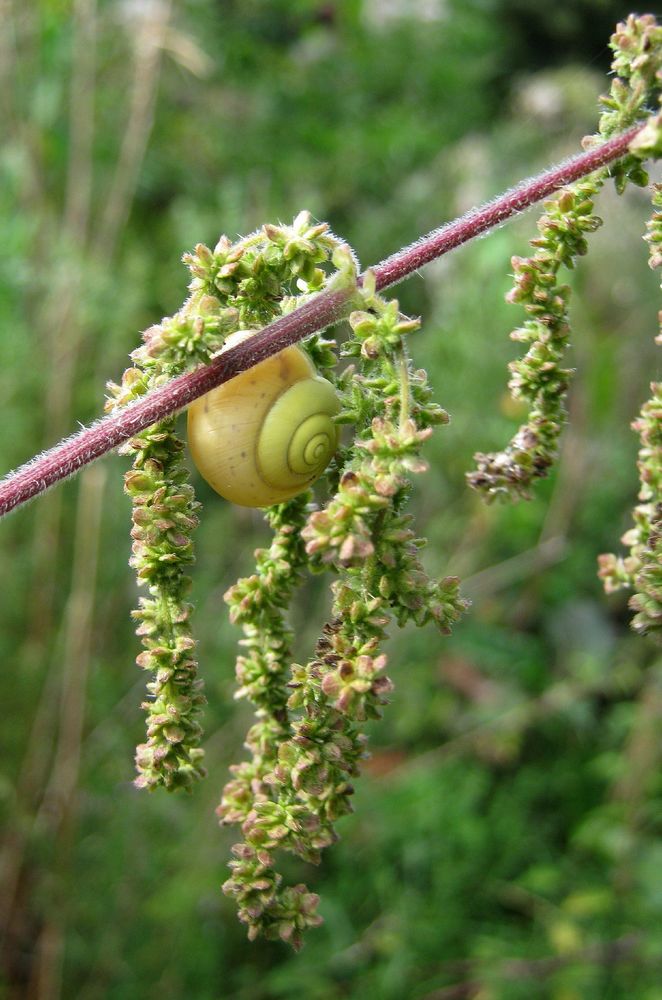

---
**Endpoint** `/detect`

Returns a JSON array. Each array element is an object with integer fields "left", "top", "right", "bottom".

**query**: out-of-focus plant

[{"left": 0, "top": 3, "right": 660, "bottom": 976}]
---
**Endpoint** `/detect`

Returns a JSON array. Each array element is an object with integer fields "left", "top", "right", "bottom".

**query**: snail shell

[{"left": 187, "top": 331, "right": 340, "bottom": 507}]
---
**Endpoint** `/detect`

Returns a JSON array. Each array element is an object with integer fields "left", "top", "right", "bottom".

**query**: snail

[{"left": 187, "top": 331, "right": 340, "bottom": 507}]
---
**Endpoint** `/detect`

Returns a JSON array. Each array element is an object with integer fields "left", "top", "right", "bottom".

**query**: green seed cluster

[
  {"left": 124, "top": 425, "right": 205, "bottom": 790},
  {"left": 599, "top": 183, "right": 662, "bottom": 642},
  {"left": 219, "top": 276, "right": 467, "bottom": 947},
  {"left": 468, "top": 180, "right": 604, "bottom": 501},
  {"left": 108, "top": 299, "right": 235, "bottom": 791},
  {"left": 468, "top": 13, "right": 662, "bottom": 502},
  {"left": 109, "top": 214, "right": 345, "bottom": 790},
  {"left": 183, "top": 210, "right": 344, "bottom": 326},
  {"left": 221, "top": 495, "right": 311, "bottom": 820},
  {"left": 605, "top": 14, "right": 662, "bottom": 187}
]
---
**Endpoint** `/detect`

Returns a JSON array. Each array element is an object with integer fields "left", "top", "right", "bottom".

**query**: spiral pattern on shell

[
  {"left": 257, "top": 376, "right": 340, "bottom": 492},
  {"left": 187, "top": 339, "right": 340, "bottom": 507}
]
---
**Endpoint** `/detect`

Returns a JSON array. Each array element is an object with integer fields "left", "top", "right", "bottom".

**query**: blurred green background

[{"left": 1, "top": 1, "right": 661, "bottom": 998}]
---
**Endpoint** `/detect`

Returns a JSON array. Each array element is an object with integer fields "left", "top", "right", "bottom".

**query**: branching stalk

[{"left": 0, "top": 123, "right": 644, "bottom": 519}]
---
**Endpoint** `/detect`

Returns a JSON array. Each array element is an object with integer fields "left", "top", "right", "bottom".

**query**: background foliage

[{"left": 0, "top": 1, "right": 660, "bottom": 997}]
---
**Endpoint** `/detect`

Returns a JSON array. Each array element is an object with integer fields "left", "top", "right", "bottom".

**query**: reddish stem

[{"left": 0, "top": 125, "right": 643, "bottom": 518}]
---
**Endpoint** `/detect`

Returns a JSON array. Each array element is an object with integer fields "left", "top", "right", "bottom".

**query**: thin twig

[{"left": 0, "top": 124, "right": 643, "bottom": 519}]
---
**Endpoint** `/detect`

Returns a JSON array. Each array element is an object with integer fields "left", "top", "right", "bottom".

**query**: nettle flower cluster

[
  {"left": 469, "top": 13, "right": 662, "bottom": 643},
  {"left": 109, "top": 210, "right": 468, "bottom": 944},
  {"left": 219, "top": 275, "right": 467, "bottom": 946},
  {"left": 106, "top": 212, "right": 347, "bottom": 791},
  {"left": 469, "top": 12, "right": 662, "bottom": 502},
  {"left": 599, "top": 183, "right": 662, "bottom": 638},
  {"left": 107, "top": 14, "right": 661, "bottom": 948}
]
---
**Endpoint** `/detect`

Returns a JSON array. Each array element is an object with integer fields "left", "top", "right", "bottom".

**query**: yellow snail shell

[{"left": 187, "top": 331, "right": 340, "bottom": 507}]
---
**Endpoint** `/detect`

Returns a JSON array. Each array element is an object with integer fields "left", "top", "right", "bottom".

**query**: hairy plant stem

[{"left": 0, "top": 123, "right": 645, "bottom": 519}]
